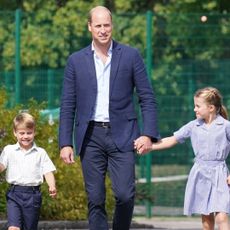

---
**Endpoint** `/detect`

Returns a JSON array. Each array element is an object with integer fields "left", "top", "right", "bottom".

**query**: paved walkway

[
  {"left": 133, "top": 216, "right": 203, "bottom": 229},
  {"left": 0, "top": 217, "right": 204, "bottom": 229}
]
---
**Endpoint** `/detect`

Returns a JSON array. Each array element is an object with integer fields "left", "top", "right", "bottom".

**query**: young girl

[{"left": 135, "top": 87, "right": 230, "bottom": 230}]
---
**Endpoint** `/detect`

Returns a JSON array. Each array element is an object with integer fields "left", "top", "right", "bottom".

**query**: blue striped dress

[{"left": 174, "top": 114, "right": 230, "bottom": 215}]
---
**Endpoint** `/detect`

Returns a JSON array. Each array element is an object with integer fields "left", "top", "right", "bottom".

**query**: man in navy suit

[{"left": 59, "top": 6, "right": 160, "bottom": 230}]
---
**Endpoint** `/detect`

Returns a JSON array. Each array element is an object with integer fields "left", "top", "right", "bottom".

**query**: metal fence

[{"left": 0, "top": 9, "right": 230, "bottom": 217}]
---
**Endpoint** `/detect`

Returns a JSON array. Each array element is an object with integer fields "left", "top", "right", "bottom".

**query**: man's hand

[
  {"left": 60, "top": 146, "right": 75, "bottom": 164},
  {"left": 134, "top": 136, "right": 152, "bottom": 155}
]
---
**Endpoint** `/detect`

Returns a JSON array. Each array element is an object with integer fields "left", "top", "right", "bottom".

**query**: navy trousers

[
  {"left": 6, "top": 185, "right": 42, "bottom": 230},
  {"left": 80, "top": 123, "right": 135, "bottom": 230}
]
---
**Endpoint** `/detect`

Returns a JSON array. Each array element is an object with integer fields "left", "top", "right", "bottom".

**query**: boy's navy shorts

[{"left": 6, "top": 185, "right": 42, "bottom": 230}]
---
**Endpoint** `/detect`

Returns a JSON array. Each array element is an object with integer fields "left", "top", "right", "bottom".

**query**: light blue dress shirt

[{"left": 90, "top": 42, "right": 113, "bottom": 122}]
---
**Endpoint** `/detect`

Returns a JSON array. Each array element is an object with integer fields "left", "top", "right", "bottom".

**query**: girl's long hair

[{"left": 194, "top": 87, "right": 228, "bottom": 120}]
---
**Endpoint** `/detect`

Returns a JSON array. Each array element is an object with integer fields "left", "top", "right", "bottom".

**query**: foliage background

[
  {"left": 0, "top": 89, "right": 114, "bottom": 220},
  {"left": 0, "top": 0, "right": 229, "bottom": 71},
  {"left": 0, "top": 0, "right": 230, "bottom": 218}
]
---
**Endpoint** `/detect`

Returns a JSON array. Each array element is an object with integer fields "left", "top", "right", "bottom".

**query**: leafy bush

[{"left": 0, "top": 88, "right": 114, "bottom": 220}]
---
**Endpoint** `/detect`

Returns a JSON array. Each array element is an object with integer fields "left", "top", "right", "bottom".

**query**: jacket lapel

[
  {"left": 84, "top": 45, "right": 97, "bottom": 92},
  {"left": 110, "top": 41, "right": 122, "bottom": 97}
]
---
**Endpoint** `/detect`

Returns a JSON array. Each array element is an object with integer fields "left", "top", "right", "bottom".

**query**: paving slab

[
  {"left": 134, "top": 216, "right": 221, "bottom": 230},
  {"left": 0, "top": 217, "right": 218, "bottom": 229},
  {"left": 0, "top": 217, "right": 201, "bottom": 230}
]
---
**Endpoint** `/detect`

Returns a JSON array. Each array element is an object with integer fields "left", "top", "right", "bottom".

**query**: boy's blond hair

[{"left": 13, "top": 112, "right": 36, "bottom": 131}]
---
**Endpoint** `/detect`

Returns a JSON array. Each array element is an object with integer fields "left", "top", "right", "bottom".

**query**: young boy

[{"left": 0, "top": 112, "right": 57, "bottom": 230}]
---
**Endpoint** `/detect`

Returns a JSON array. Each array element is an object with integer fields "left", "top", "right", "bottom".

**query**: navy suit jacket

[{"left": 59, "top": 40, "right": 160, "bottom": 154}]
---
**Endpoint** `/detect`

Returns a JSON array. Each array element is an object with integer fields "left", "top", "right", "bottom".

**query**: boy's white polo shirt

[{"left": 0, "top": 142, "right": 56, "bottom": 186}]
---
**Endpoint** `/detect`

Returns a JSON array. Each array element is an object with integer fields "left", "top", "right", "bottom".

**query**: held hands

[
  {"left": 134, "top": 136, "right": 153, "bottom": 155},
  {"left": 60, "top": 146, "right": 75, "bottom": 164}
]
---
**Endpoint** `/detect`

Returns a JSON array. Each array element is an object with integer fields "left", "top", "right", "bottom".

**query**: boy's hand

[{"left": 49, "top": 186, "right": 57, "bottom": 198}]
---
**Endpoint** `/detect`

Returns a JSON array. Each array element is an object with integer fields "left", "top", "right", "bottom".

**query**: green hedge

[{"left": 0, "top": 88, "right": 114, "bottom": 220}]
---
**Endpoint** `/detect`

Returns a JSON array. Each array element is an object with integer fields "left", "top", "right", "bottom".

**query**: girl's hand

[{"left": 227, "top": 175, "right": 230, "bottom": 185}]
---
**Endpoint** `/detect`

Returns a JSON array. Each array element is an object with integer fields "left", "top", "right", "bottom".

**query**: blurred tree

[
  {"left": 220, "top": 0, "right": 230, "bottom": 12},
  {"left": 104, "top": 0, "right": 115, "bottom": 12},
  {"left": 1, "top": 0, "right": 94, "bottom": 70},
  {"left": 0, "top": 0, "right": 230, "bottom": 70},
  {"left": 0, "top": 0, "right": 20, "bottom": 10}
]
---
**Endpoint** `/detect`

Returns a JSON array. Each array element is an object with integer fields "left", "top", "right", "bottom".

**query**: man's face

[{"left": 88, "top": 9, "right": 113, "bottom": 47}]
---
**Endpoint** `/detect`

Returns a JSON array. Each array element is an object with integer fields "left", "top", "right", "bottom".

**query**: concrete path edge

[{"left": 0, "top": 220, "right": 154, "bottom": 229}]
